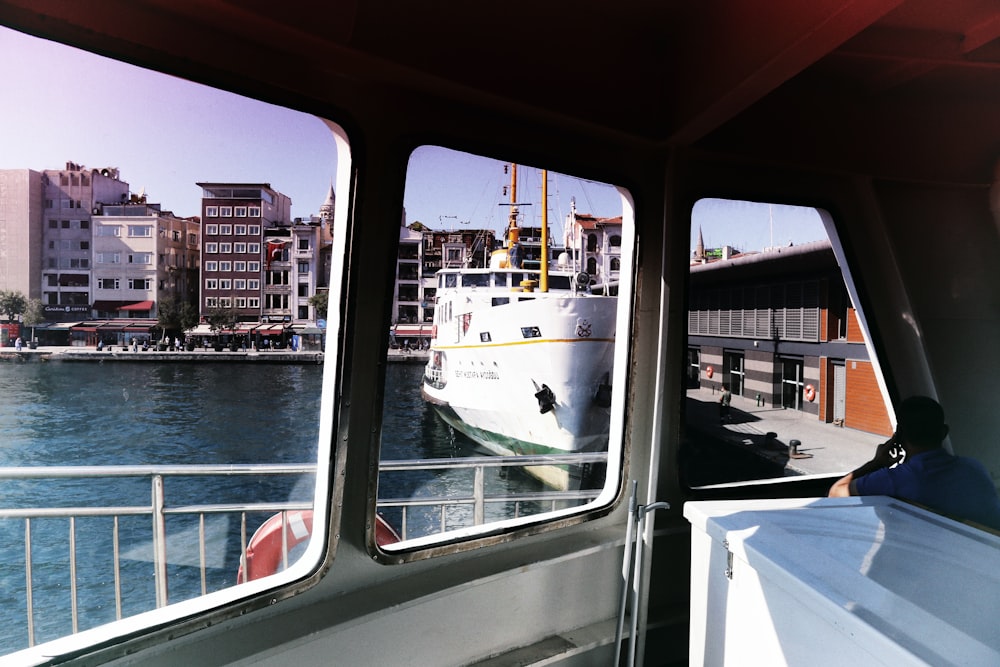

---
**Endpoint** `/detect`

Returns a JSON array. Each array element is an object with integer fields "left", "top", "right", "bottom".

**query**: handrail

[{"left": 0, "top": 454, "right": 606, "bottom": 650}]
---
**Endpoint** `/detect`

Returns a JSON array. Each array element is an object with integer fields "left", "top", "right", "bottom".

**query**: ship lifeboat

[{"left": 238, "top": 510, "right": 401, "bottom": 582}]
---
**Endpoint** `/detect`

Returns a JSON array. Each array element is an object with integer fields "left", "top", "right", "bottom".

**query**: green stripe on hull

[{"left": 429, "top": 403, "right": 607, "bottom": 491}]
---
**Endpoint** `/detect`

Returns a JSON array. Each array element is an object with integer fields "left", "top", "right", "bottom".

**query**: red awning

[
  {"left": 392, "top": 324, "right": 434, "bottom": 337},
  {"left": 93, "top": 301, "right": 127, "bottom": 311},
  {"left": 121, "top": 300, "right": 154, "bottom": 311}
]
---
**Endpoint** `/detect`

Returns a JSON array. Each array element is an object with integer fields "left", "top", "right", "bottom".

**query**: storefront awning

[
  {"left": 93, "top": 301, "right": 127, "bottom": 311},
  {"left": 121, "top": 300, "right": 154, "bottom": 311},
  {"left": 71, "top": 320, "right": 157, "bottom": 333},
  {"left": 392, "top": 324, "right": 434, "bottom": 337}
]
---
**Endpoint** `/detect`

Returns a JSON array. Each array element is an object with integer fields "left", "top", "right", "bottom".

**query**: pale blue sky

[
  {"left": 0, "top": 26, "right": 337, "bottom": 219},
  {"left": 2, "top": 26, "right": 827, "bottom": 253}
]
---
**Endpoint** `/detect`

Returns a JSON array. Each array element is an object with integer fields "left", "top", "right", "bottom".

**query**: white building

[{"left": 92, "top": 199, "right": 200, "bottom": 319}]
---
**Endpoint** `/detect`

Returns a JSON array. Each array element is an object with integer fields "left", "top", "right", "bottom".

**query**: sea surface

[{"left": 0, "top": 360, "right": 541, "bottom": 655}]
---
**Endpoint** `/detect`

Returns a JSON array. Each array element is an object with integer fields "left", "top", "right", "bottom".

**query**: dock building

[{"left": 687, "top": 239, "right": 892, "bottom": 436}]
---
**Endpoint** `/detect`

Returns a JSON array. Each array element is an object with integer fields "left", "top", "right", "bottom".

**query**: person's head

[{"left": 896, "top": 395, "right": 949, "bottom": 450}]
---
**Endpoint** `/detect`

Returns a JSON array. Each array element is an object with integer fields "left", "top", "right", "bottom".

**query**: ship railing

[
  {"left": 378, "top": 452, "right": 607, "bottom": 538},
  {"left": 0, "top": 454, "right": 605, "bottom": 647}
]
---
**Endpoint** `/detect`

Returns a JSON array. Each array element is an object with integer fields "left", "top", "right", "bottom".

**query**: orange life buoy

[
  {"left": 804, "top": 384, "right": 816, "bottom": 402},
  {"left": 706, "top": 365, "right": 714, "bottom": 379},
  {"left": 238, "top": 510, "right": 400, "bottom": 582}
]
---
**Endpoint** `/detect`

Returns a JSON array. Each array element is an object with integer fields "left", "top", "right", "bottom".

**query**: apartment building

[
  {"left": 196, "top": 182, "right": 291, "bottom": 322},
  {"left": 92, "top": 198, "right": 200, "bottom": 319}
]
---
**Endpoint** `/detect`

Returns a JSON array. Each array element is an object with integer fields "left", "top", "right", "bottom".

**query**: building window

[
  {"left": 248, "top": 207, "right": 261, "bottom": 218},
  {"left": 128, "top": 278, "right": 151, "bottom": 290},
  {"left": 205, "top": 243, "right": 218, "bottom": 253},
  {"left": 220, "top": 224, "right": 232, "bottom": 235},
  {"left": 97, "top": 225, "right": 121, "bottom": 237},
  {"left": 247, "top": 297, "right": 260, "bottom": 308},
  {"left": 234, "top": 261, "right": 247, "bottom": 272},
  {"left": 205, "top": 261, "right": 218, "bottom": 272},
  {"left": 128, "top": 225, "right": 152, "bottom": 237},
  {"left": 205, "top": 224, "right": 218, "bottom": 235},
  {"left": 205, "top": 279, "right": 218, "bottom": 289},
  {"left": 219, "top": 261, "right": 231, "bottom": 271},
  {"left": 234, "top": 243, "right": 247, "bottom": 253},
  {"left": 234, "top": 279, "right": 247, "bottom": 289},
  {"left": 128, "top": 253, "right": 151, "bottom": 264},
  {"left": 298, "top": 262, "right": 309, "bottom": 273},
  {"left": 248, "top": 279, "right": 260, "bottom": 290},
  {"left": 248, "top": 261, "right": 261, "bottom": 272},
  {"left": 248, "top": 243, "right": 260, "bottom": 254},
  {"left": 220, "top": 243, "right": 232, "bottom": 253},
  {"left": 236, "top": 297, "right": 247, "bottom": 308},
  {"left": 219, "top": 279, "right": 232, "bottom": 289},
  {"left": 96, "top": 252, "right": 121, "bottom": 264},
  {"left": 219, "top": 207, "right": 232, "bottom": 217},
  {"left": 99, "top": 278, "right": 120, "bottom": 290},
  {"left": 235, "top": 225, "right": 247, "bottom": 235},
  {"left": 205, "top": 206, "right": 218, "bottom": 217},
  {"left": 298, "top": 238, "right": 310, "bottom": 250},
  {"left": 235, "top": 207, "right": 247, "bottom": 217},
  {"left": 205, "top": 297, "right": 218, "bottom": 307},
  {"left": 248, "top": 224, "right": 260, "bottom": 234}
]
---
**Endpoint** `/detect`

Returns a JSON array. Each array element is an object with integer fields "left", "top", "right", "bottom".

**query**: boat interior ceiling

[{"left": 2, "top": 0, "right": 999, "bottom": 665}]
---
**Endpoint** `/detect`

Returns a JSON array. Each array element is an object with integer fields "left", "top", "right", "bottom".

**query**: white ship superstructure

[{"left": 421, "top": 165, "right": 619, "bottom": 489}]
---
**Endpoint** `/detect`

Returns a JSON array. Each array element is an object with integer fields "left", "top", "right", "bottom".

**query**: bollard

[
  {"left": 755, "top": 393, "right": 762, "bottom": 407},
  {"left": 789, "top": 439, "right": 800, "bottom": 456}
]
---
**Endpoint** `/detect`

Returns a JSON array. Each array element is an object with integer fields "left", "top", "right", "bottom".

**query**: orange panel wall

[{"left": 845, "top": 360, "right": 892, "bottom": 436}]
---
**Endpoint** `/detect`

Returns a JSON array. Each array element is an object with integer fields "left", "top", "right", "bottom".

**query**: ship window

[
  {"left": 377, "top": 146, "right": 633, "bottom": 557},
  {"left": 0, "top": 27, "right": 344, "bottom": 661},
  {"left": 683, "top": 198, "right": 893, "bottom": 489},
  {"left": 462, "top": 273, "right": 489, "bottom": 287}
]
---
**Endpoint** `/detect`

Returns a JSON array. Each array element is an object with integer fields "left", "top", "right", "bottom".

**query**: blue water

[{"left": 0, "top": 360, "right": 542, "bottom": 655}]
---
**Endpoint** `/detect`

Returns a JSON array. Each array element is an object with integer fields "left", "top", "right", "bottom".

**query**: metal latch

[{"left": 723, "top": 539, "right": 734, "bottom": 580}]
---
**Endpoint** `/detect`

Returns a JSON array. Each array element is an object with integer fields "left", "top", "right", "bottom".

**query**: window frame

[{"left": 373, "top": 146, "right": 636, "bottom": 561}]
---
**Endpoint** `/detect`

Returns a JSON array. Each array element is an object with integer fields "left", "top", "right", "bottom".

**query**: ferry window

[
  {"left": 683, "top": 199, "right": 893, "bottom": 488},
  {"left": 0, "top": 28, "right": 344, "bottom": 659},
  {"left": 378, "top": 146, "right": 633, "bottom": 554}
]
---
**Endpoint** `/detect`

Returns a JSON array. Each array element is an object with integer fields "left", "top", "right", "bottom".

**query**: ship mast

[
  {"left": 508, "top": 163, "right": 520, "bottom": 251},
  {"left": 540, "top": 169, "right": 549, "bottom": 292}
]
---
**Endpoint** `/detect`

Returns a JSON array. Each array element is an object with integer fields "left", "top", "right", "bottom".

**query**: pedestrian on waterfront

[
  {"left": 829, "top": 395, "right": 1000, "bottom": 530},
  {"left": 97, "top": 339, "right": 104, "bottom": 352},
  {"left": 719, "top": 384, "right": 732, "bottom": 423},
  {"left": 15, "top": 337, "right": 22, "bottom": 351}
]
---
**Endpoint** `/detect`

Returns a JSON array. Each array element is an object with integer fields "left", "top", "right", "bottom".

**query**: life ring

[
  {"left": 706, "top": 365, "right": 714, "bottom": 379},
  {"left": 238, "top": 510, "right": 401, "bottom": 582},
  {"left": 804, "top": 384, "right": 816, "bottom": 402}
]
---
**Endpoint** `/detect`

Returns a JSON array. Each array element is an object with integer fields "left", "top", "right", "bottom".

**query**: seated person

[{"left": 829, "top": 395, "right": 1000, "bottom": 531}]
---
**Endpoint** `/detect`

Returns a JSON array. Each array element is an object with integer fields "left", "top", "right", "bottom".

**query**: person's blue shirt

[{"left": 855, "top": 448, "right": 1000, "bottom": 530}]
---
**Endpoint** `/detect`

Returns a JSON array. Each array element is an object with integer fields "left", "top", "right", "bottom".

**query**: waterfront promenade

[
  {"left": 0, "top": 344, "right": 324, "bottom": 364},
  {"left": 686, "top": 385, "right": 881, "bottom": 477}
]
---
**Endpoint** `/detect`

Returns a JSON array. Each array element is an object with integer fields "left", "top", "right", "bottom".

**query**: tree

[
  {"left": 0, "top": 290, "right": 27, "bottom": 323},
  {"left": 22, "top": 299, "right": 45, "bottom": 343},
  {"left": 157, "top": 296, "right": 199, "bottom": 341},
  {"left": 308, "top": 291, "right": 329, "bottom": 320},
  {"left": 206, "top": 305, "right": 239, "bottom": 333}
]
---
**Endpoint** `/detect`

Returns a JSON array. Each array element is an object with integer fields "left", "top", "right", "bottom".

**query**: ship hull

[{"left": 422, "top": 291, "right": 616, "bottom": 489}]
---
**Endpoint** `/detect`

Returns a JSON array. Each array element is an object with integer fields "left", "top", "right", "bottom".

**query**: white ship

[{"left": 421, "top": 166, "right": 619, "bottom": 489}]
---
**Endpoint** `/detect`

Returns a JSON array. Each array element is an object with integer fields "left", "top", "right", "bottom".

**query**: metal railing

[{"left": 0, "top": 453, "right": 606, "bottom": 648}]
